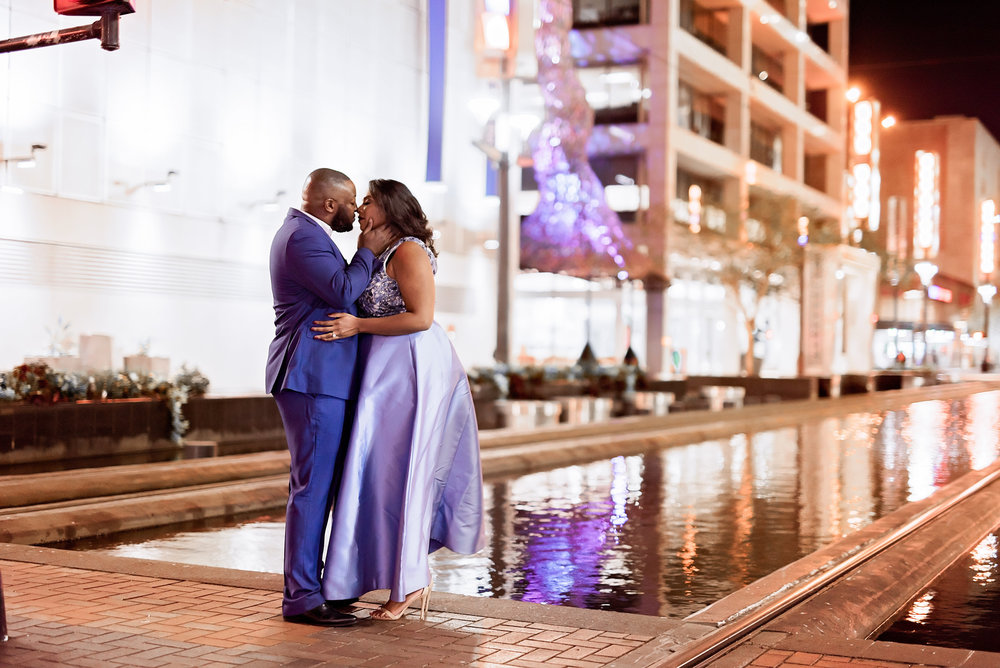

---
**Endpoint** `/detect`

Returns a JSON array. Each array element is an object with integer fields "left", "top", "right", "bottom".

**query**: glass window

[
  {"left": 750, "top": 121, "right": 782, "bottom": 173},
  {"left": 751, "top": 46, "right": 784, "bottom": 94},
  {"left": 679, "top": 0, "right": 728, "bottom": 55},
  {"left": 678, "top": 82, "right": 726, "bottom": 146},
  {"left": 806, "top": 88, "right": 828, "bottom": 123},
  {"left": 577, "top": 65, "right": 645, "bottom": 125},
  {"left": 573, "top": 0, "right": 644, "bottom": 27}
]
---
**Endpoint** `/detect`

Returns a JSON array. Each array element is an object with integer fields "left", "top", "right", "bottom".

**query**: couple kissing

[{"left": 266, "top": 169, "right": 486, "bottom": 626}]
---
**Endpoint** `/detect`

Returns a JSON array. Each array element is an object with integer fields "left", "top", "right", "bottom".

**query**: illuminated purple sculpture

[{"left": 520, "top": 0, "right": 634, "bottom": 278}]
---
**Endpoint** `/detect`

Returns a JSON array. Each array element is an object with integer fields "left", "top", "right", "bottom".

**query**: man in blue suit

[{"left": 267, "top": 168, "right": 391, "bottom": 626}]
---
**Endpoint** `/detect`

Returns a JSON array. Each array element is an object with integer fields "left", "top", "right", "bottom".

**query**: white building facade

[{"left": 0, "top": 0, "right": 507, "bottom": 393}]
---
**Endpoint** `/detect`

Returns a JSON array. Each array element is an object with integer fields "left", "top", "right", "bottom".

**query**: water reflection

[
  {"left": 881, "top": 528, "right": 1000, "bottom": 652},
  {"left": 86, "top": 393, "right": 1000, "bottom": 619}
]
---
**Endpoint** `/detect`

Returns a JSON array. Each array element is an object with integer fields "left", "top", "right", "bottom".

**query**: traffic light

[
  {"left": 54, "top": 0, "right": 135, "bottom": 17},
  {"left": 475, "top": 0, "right": 517, "bottom": 78}
]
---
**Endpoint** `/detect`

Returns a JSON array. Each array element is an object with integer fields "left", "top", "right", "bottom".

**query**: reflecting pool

[
  {"left": 879, "top": 526, "right": 1000, "bottom": 652},
  {"left": 77, "top": 392, "right": 1000, "bottom": 618}
]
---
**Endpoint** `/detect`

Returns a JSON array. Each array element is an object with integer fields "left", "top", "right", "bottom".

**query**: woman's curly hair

[{"left": 368, "top": 179, "right": 438, "bottom": 256}]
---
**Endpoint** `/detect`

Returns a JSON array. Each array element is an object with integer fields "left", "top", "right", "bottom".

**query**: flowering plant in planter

[
  {"left": 467, "top": 361, "right": 645, "bottom": 401},
  {"left": 1, "top": 362, "right": 90, "bottom": 404},
  {"left": 0, "top": 362, "right": 210, "bottom": 443},
  {"left": 165, "top": 366, "right": 210, "bottom": 443}
]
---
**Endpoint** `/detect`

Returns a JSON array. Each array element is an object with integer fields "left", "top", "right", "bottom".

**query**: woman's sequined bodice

[{"left": 357, "top": 236, "right": 437, "bottom": 318}]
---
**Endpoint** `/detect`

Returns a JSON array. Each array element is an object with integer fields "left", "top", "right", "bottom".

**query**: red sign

[
  {"left": 928, "top": 285, "right": 953, "bottom": 303},
  {"left": 54, "top": 1, "right": 134, "bottom": 16}
]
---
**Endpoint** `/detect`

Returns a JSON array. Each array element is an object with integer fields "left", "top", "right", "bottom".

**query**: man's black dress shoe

[
  {"left": 283, "top": 602, "right": 357, "bottom": 627},
  {"left": 327, "top": 597, "right": 360, "bottom": 611}
]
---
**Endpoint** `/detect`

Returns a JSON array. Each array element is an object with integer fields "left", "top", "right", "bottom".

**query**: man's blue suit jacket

[{"left": 266, "top": 208, "right": 376, "bottom": 399}]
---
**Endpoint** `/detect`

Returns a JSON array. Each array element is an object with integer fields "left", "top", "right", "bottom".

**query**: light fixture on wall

[
  {"left": 1, "top": 143, "right": 47, "bottom": 169},
  {"left": 245, "top": 190, "right": 287, "bottom": 212},
  {"left": 116, "top": 170, "right": 178, "bottom": 195},
  {"left": 1, "top": 144, "right": 47, "bottom": 194}
]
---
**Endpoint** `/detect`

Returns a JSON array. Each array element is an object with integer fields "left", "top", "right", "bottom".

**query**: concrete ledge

[
  {"left": 481, "top": 382, "right": 1000, "bottom": 478},
  {"left": 690, "top": 459, "right": 1000, "bottom": 628},
  {"left": 0, "top": 451, "right": 290, "bottom": 508},
  {"left": 765, "top": 465, "right": 1000, "bottom": 639},
  {"left": 0, "top": 476, "right": 287, "bottom": 544}
]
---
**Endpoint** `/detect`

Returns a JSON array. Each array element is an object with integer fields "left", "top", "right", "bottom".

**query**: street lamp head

[
  {"left": 978, "top": 284, "right": 997, "bottom": 303},
  {"left": 914, "top": 261, "right": 938, "bottom": 286}
]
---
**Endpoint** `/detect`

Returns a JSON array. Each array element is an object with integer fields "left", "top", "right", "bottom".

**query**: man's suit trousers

[{"left": 273, "top": 389, "right": 350, "bottom": 616}]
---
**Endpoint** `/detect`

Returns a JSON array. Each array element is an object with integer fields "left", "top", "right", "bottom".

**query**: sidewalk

[
  {"left": 0, "top": 550, "right": 657, "bottom": 667},
  {"left": 0, "top": 543, "right": 979, "bottom": 667}
]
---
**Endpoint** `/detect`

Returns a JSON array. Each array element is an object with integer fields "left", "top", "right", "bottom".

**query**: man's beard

[{"left": 330, "top": 209, "right": 355, "bottom": 233}]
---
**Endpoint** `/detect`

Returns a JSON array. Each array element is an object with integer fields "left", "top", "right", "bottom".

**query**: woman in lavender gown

[{"left": 312, "top": 179, "right": 486, "bottom": 621}]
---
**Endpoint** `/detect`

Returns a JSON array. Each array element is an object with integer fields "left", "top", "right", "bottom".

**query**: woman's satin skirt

[{"left": 321, "top": 322, "right": 487, "bottom": 602}]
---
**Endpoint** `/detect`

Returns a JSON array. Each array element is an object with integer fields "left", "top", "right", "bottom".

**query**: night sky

[{"left": 849, "top": 0, "right": 1000, "bottom": 141}]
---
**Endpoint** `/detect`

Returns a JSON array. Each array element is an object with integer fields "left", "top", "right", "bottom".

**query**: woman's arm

[{"left": 312, "top": 241, "right": 435, "bottom": 340}]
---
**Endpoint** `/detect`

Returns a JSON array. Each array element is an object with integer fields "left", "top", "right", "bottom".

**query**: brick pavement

[
  {"left": 0, "top": 558, "right": 967, "bottom": 667},
  {"left": 0, "top": 559, "right": 656, "bottom": 667}
]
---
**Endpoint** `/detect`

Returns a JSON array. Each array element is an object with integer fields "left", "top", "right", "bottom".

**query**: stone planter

[
  {"left": 493, "top": 399, "right": 563, "bottom": 429},
  {"left": 0, "top": 395, "right": 287, "bottom": 470},
  {"left": 0, "top": 398, "right": 174, "bottom": 470}
]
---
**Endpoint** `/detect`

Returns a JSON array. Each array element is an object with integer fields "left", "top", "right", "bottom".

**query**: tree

[{"left": 678, "top": 194, "right": 835, "bottom": 376}]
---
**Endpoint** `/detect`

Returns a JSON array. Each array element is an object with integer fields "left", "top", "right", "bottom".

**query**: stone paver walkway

[
  {"left": 0, "top": 559, "right": 654, "bottom": 667},
  {"left": 0, "top": 556, "right": 972, "bottom": 667}
]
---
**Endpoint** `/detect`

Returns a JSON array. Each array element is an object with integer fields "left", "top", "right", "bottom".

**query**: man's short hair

[{"left": 307, "top": 168, "right": 351, "bottom": 192}]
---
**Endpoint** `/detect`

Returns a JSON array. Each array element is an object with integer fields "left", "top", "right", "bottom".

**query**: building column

[
  {"left": 642, "top": 0, "right": 680, "bottom": 377},
  {"left": 726, "top": 6, "right": 751, "bottom": 70},
  {"left": 782, "top": 125, "right": 804, "bottom": 182},
  {"left": 788, "top": 0, "right": 806, "bottom": 30},
  {"left": 828, "top": 13, "right": 849, "bottom": 69},
  {"left": 782, "top": 49, "right": 805, "bottom": 181}
]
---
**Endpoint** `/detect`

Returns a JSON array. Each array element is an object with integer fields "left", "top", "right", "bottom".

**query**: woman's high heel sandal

[{"left": 370, "top": 579, "right": 433, "bottom": 621}]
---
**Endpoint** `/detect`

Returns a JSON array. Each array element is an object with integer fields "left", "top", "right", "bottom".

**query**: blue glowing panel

[{"left": 425, "top": 0, "right": 446, "bottom": 182}]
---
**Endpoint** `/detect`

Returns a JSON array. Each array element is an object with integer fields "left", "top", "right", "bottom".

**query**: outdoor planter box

[
  {"left": 0, "top": 396, "right": 287, "bottom": 470},
  {"left": 0, "top": 398, "right": 174, "bottom": 470}
]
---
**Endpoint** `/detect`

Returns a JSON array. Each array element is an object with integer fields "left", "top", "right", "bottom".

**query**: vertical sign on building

[
  {"left": 981, "top": 199, "right": 996, "bottom": 276},
  {"left": 913, "top": 150, "right": 940, "bottom": 259},
  {"left": 848, "top": 99, "right": 881, "bottom": 235},
  {"left": 802, "top": 247, "right": 835, "bottom": 374}
]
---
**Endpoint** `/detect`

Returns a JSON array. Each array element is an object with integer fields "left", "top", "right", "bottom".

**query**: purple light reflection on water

[
  {"left": 77, "top": 393, "right": 1000, "bottom": 619},
  {"left": 517, "top": 462, "right": 632, "bottom": 607}
]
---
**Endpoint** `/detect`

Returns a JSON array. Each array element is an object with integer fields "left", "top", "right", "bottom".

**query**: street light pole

[
  {"left": 978, "top": 283, "right": 996, "bottom": 372},
  {"left": 889, "top": 267, "right": 901, "bottom": 363},
  {"left": 472, "top": 2, "right": 518, "bottom": 365},
  {"left": 495, "top": 75, "right": 512, "bottom": 365},
  {"left": 914, "top": 261, "right": 938, "bottom": 367},
  {"left": 471, "top": 74, "right": 514, "bottom": 365},
  {"left": 985, "top": 299, "right": 992, "bottom": 371}
]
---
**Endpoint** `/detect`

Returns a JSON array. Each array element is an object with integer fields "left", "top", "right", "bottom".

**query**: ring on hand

[{"left": 331, "top": 333, "right": 338, "bottom": 339}]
